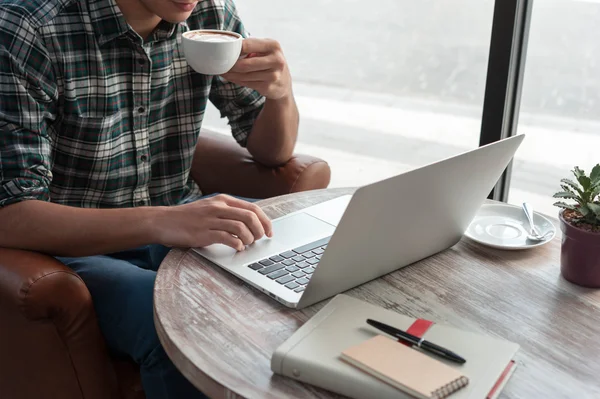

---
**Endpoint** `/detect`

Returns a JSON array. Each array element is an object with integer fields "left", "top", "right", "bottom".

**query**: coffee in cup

[
  {"left": 185, "top": 31, "right": 239, "bottom": 43},
  {"left": 182, "top": 29, "right": 243, "bottom": 75}
]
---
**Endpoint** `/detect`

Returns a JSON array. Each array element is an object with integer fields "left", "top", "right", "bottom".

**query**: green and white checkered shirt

[{"left": 0, "top": 0, "right": 265, "bottom": 208}]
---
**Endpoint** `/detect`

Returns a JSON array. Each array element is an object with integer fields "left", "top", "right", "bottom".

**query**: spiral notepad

[{"left": 341, "top": 335, "right": 469, "bottom": 399}]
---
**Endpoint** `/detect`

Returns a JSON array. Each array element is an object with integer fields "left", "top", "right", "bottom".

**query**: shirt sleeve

[
  {"left": 0, "top": 7, "right": 57, "bottom": 207},
  {"left": 208, "top": 0, "right": 266, "bottom": 147}
]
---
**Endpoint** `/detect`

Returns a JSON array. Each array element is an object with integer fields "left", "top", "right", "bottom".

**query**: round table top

[{"left": 154, "top": 188, "right": 600, "bottom": 399}]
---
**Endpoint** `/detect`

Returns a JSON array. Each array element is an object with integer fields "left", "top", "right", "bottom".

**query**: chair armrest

[
  {"left": 190, "top": 129, "right": 331, "bottom": 199},
  {"left": 0, "top": 248, "right": 118, "bottom": 399}
]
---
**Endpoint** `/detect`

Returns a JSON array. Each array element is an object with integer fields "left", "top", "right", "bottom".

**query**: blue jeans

[{"left": 57, "top": 195, "right": 258, "bottom": 398}]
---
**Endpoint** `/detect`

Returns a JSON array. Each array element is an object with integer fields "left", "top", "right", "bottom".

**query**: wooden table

[{"left": 154, "top": 188, "right": 600, "bottom": 399}]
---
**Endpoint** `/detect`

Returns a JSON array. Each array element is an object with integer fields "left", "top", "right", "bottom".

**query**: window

[
  {"left": 508, "top": 0, "right": 600, "bottom": 217},
  {"left": 204, "top": 0, "right": 496, "bottom": 187}
]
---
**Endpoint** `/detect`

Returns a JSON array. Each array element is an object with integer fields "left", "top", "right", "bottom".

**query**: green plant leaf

[
  {"left": 590, "top": 164, "right": 600, "bottom": 183},
  {"left": 559, "top": 185, "right": 574, "bottom": 195},
  {"left": 588, "top": 203, "right": 600, "bottom": 217},
  {"left": 561, "top": 183, "right": 578, "bottom": 193},
  {"left": 553, "top": 201, "right": 576, "bottom": 211},
  {"left": 573, "top": 166, "right": 585, "bottom": 179},
  {"left": 578, "top": 175, "right": 592, "bottom": 191},
  {"left": 560, "top": 178, "right": 584, "bottom": 197},
  {"left": 590, "top": 164, "right": 600, "bottom": 184},
  {"left": 592, "top": 185, "right": 600, "bottom": 202},
  {"left": 553, "top": 191, "right": 579, "bottom": 201},
  {"left": 579, "top": 205, "right": 590, "bottom": 216}
]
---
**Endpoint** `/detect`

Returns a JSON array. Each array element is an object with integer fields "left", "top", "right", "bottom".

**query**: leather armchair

[{"left": 0, "top": 129, "right": 331, "bottom": 399}]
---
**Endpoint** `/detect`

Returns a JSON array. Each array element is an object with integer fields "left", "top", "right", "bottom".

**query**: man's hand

[
  {"left": 221, "top": 38, "right": 292, "bottom": 100},
  {"left": 158, "top": 194, "right": 273, "bottom": 251}
]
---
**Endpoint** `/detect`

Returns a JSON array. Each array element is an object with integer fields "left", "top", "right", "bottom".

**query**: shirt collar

[
  {"left": 153, "top": 20, "right": 179, "bottom": 42},
  {"left": 87, "top": 0, "right": 130, "bottom": 45},
  {"left": 87, "top": 0, "right": 181, "bottom": 46}
]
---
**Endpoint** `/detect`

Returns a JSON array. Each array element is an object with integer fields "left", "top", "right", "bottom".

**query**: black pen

[{"left": 366, "top": 319, "right": 466, "bottom": 364}]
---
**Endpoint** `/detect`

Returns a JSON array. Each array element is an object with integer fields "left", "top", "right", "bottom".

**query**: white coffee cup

[{"left": 182, "top": 29, "right": 243, "bottom": 75}]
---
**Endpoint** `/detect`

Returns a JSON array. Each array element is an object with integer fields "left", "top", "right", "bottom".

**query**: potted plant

[{"left": 553, "top": 164, "right": 600, "bottom": 288}]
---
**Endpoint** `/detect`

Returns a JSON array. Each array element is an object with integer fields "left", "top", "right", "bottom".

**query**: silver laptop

[{"left": 193, "top": 134, "right": 524, "bottom": 309}]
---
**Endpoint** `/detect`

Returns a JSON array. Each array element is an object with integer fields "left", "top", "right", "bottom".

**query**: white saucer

[{"left": 464, "top": 203, "right": 556, "bottom": 250}]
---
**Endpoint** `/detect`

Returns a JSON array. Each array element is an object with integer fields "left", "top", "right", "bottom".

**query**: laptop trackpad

[
  {"left": 270, "top": 212, "right": 335, "bottom": 247},
  {"left": 194, "top": 212, "right": 335, "bottom": 264}
]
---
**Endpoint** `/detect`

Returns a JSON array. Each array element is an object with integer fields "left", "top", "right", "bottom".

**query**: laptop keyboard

[{"left": 247, "top": 236, "right": 331, "bottom": 293}]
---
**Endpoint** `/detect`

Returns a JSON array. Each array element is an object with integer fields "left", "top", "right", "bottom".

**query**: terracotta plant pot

[{"left": 559, "top": 210, "right": 600, "bottom": 288}]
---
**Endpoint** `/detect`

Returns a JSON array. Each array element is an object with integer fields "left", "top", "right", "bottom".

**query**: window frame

[{"left": 480, "top": 0, "right": 534, "bottom": 201}]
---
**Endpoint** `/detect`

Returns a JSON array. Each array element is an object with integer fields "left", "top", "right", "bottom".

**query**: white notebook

[{"left": 271, "top": 294, "right": 519, "bottom": 399}]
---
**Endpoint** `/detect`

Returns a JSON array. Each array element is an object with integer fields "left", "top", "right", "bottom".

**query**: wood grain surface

[{"left": 154, "top": 188, "right": 600, "bottom": 399}]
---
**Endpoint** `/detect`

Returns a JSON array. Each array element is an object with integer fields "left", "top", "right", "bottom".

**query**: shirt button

[
  {"left": 140, "top": 154, "right": 148, "bottom": 162},
  {"left": 138, "top": 58, "right": 146, "bottom": 66},
  {"left": 137, "top": 200, "right": 147, "bottom": 206},
  {"left": 137, "top": 106, "right": 146, "bottom": 114}
]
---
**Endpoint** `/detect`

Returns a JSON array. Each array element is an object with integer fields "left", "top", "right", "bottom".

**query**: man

[{"left": 0, "top": 0, "right": 299, "bottom": 397}]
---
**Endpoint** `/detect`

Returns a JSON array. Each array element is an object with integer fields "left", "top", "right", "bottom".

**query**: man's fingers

[
  {"left": 228, "top": 56, "right": 273, "bottom": 74},
  {"left": 212, "top": 219, "right": 255, "bottom": 245},
  {"left": 241, "top": 38, "right": 280, "bottom": 56},
  {"left": 222, "top": 196, "right": 273, "bottom": 237},
  {"left": 217, "top": 207, "right": 265, "bottom": 241},
  {"left": 222, "top": 70, "right": 279, "bottom": 83},
  {"left": 209, "top": 231, "right": 245, "bottom": 251}
]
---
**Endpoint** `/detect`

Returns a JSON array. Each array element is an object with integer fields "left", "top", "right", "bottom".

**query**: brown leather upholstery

[
  {"left": 0, "top": 129, "right": 331, "bottom": 399},
  {"left": 0, "top": 248, "right": 121, "bottom": 399},
  {"left": 191, "top": 130, "right": 331, "bottom": 198}
]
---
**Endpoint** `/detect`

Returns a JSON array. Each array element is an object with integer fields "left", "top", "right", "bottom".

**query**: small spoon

[{"left": 522, "top": 202, "right": 551, "bottom": 241}]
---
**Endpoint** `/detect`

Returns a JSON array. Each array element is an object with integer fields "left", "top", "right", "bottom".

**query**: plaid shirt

[{"left": 0, "top": 0, "right": 265, "bottom": 208}]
